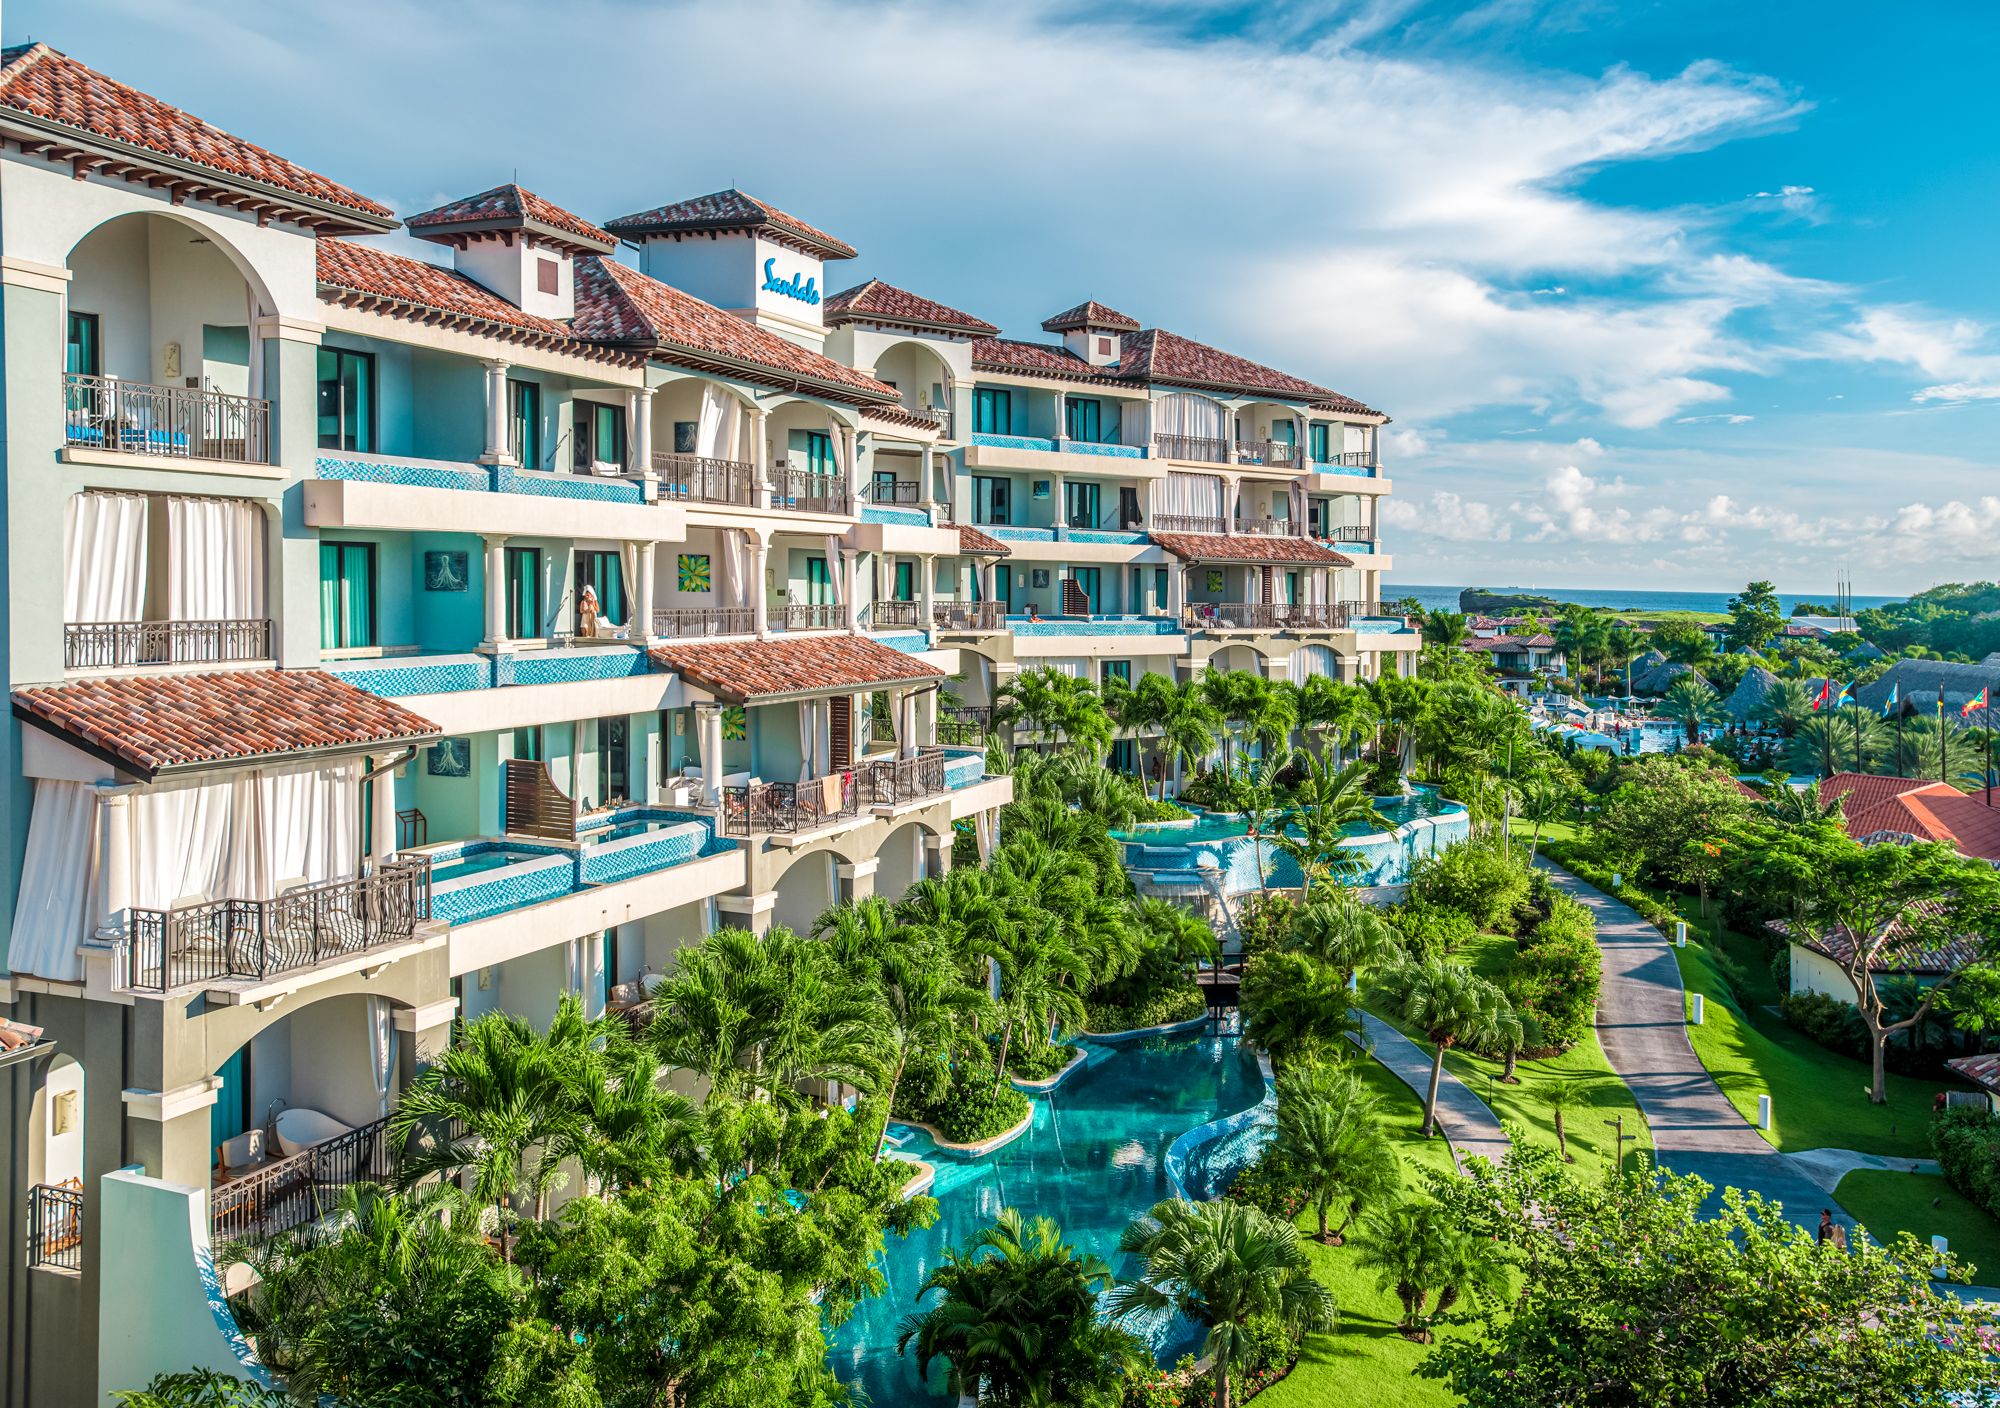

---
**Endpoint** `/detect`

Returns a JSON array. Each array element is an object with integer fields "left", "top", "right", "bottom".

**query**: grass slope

[{"left": 1835, "top": 1168, "right": 2000, "bottom": 1283}]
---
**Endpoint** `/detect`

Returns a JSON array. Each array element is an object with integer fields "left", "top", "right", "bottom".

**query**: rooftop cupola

[
  {"left": 403, "top": 183, "right": 615, "bottom": 320},
  {"left": 1041, "top": 300, "right": 1141, "bottom": 367},
  {"left": 602, "top": 188, "right": 856, "bottom": 351}
]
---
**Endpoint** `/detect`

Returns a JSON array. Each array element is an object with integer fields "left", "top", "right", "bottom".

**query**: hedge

[{"left": 1933, "top": 1106, "right": 2000, "bottom": 1221}]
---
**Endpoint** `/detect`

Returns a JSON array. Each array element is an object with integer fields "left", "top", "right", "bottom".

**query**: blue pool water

[
  {"left": 428, "top": 846, "right": 552, "bottom": 883},
  {"left": 829, "top": 1031, "right": 1263, "bottom": 1403},
  {"left": 591, "top": 817, "right": 693, "bottom": 843}
]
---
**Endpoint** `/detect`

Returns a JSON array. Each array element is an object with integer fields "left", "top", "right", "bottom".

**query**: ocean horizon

[{"left": 1393, "top": 583, "right": 1904, "bottom": 617}]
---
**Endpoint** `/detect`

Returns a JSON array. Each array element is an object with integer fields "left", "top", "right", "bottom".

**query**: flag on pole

[
  {"left": 1961, "top": 687, "right": 1989, "bottom": 719},
  {"left": 1810, "top": 679, "right": 1834, "bottom": 711},
  {"left": 1881, "top": 681, "right": 1899, "bottom": 718},
  {"left": 1834, "top": 680, "right": 1854, "bottom": 709}
]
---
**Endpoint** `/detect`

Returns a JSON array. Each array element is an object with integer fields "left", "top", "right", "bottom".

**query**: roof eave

[
  {"left": 606, "top": 216, "right": 856, "bottom": 262},
  {"left": 408, "top": 214, "right": 615, "bottom": 257},
  {"left": 10, "top": 701, "right": 438, "bottom": 784},
  {"left": 0, "top": 108, "right": 398, "bottom": 234},
  {"left": 645, "top": 341, "right": 896, "bottom": 408}
]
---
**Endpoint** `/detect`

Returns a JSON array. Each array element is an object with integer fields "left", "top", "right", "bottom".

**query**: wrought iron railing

[
  {"left": 935, "top": 602, "right": 1007, "bottom": 632},
  {"left": 770, "top": 468, "right": 852, "bottom": 515},
  {"left": 939, "top": 706, "right": 991, "bottom": 746},
  {"left": 1154, "top": 513, "right": 1231, "bottom": 535},
  {"left": 1316, "top": 524, "right": 1377, "bottom": 543},
  {"left": 1182, "top": 602, "right": 1350, "bottom": 631},
  {"left": 651, "top": 452, "right": 759, "bottom": 506},
  {"left": 63, "top": 618, "right": 273, "bottom": 670},
  {"left": 63, "top": 373, "right": 271, "bottom": 464},
  {"left": 778, "top": 602, "right": 842, "bottom": 632},
  {"left": 119, "top": 859, "right": 433, "bottom": 994},
  {"left": 860, "top": 748, "right": 948, "bottom": 806},
  {"left": 1237, "top": 439, "right": 1300, "bottom": 468},
  {"left": 27, "top": 1180, "right": 82, "bottom": 1271},
  {"left": 1152, "top": 433, "right": 1232, "bottom": 464},
  {"left": 1318, "top": 449, "right": 1378, "bottom": 469},
  {"left": 865, "top": 480, "right": 922, "bottom": 504},
  {"left": 209, "top": 1114, "right": 397, "bottom": 1244},
  {"left": 1339, "top": 600, "right": 1403, "bottom": 624},
  {"left": 723, "top": 770, "right": 858, "bottom": 835},
  {"left": 653, "top": 606, "right": 755, "bottom": 639},
  {"left": 869, "top": 600, "right": 921, "bottom": 628},
  {"left": 1234, "top": 515, "right": 1304, "bottom": 538}
]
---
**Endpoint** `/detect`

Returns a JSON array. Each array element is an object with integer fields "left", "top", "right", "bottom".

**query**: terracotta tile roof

[
  {"left": 405, "top": 182, "right": 615, "bottom": 254},
  {"left": 1464, "top": 633, "right": 1560, "bottom": 651},
  {"left": 1821, "top": 771, "right": 2000, "bottom": 862},
  {"left": 12, "top": 670, "right": 439, "bottom": 781},
  {"left": 571, "top": 256, "right": 895, "bottom": 405},
  {"left": 971, "top": 337, "right": 1119, "bottom": 383},
  {"left": 954, "top": 523, "right": 1011, "bottom": 557},
  {"left": 603, "top": 188, "right": 857, "bottom": 260},
  {"left": 1042, "top": 300, "right": 1141, "bottom": 333},
  {"left": 648, "top": 635, "right": 942, "bottom": 702},
  {"left": 0, "top": 44, "right": 393, "bottom": 227},
  {"left": 315, "top": 239, "right": 628, "bottom": 358},
  {"left": 825, "top": 279, "right": 997, "bottom": 336},
  {"left": 1770, "top": 900, "right": 1979, "bottom": 976},
  {"left": 1149, "top": 532, "right": 1352, "bottom": 566},
  {"left": 1946, "top": 1052, "right": 2000, "bottom": 1095}
]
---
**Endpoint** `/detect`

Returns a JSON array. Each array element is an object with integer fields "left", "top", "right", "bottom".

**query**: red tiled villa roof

[
  {"left": 1042, "top": 300, "right": 1141, "bottom": 333},
  {"left": 649, "top": 636, "right": 942, "bottom": 702},
  {"left": 1149, "top": 532, "right": 1353, "bottom": 566},
  {"left": 825, "top": 279, "right": 997, "bottom": 336},
  {"left": 406, "top": 182, "right": 616, "bottom": 254},
  {"left": 604, "top": 188, "right": 857, "bottom": 261}
]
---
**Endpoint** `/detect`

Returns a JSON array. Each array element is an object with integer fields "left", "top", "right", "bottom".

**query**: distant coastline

[{"left": 1393, "top": 583, "right": 1904, "bottom": 617}]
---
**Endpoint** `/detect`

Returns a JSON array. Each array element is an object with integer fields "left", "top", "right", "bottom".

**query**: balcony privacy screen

[
  {"left": 7, "top": 764, "right": 363, "bottom": 982},
  {"left": 62, "top": 491, "right": 148, "bottom": 623},
  {"left": 167, "top": 495, "right": 265, "bottom": 620},
  {"left": 1154, "top": 392, "right": 1228, "bottom": 444},
  {"left": 1161, "top": 471, "right": 1225, "bottom": 520}
]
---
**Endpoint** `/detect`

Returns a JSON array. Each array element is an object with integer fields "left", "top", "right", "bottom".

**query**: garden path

[{"left": 1351, "top": 1011, "right": 1511, "bottom": 1172}]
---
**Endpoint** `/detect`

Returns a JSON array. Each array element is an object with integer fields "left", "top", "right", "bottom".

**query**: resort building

[
  {"left": 1816, "top": 773, "right": 2000, "bottom": 863},
  {"left": 0, "top": 42, "right": 1402, "bottom": 1406}
]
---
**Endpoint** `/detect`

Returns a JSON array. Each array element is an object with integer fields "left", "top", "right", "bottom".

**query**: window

[
  {"left": 536, "top": 257, "right": 559, "bottom": 295},
  {"left": 316, "top": 347, "right": 374, "bottom": 452},
  {"left": 973, "top": 387, "right": 1011, "bottom": 436},
  {"left": 804, "top": 430, "right": 834, "bottom": 477},
  {"left": 1130, "top": 567, "right": 1144, "bottom": 612},
  {"left": 1287, "top": 571, "right": 1300, "bottom": 604},
  {"left": 1065, "top": 397, "right": 1102, "bottom": 443},
  {"left": 512, "top": 726, "right": 543, "bottom": 762},
  {"left": 1110, "top": 738, "right": 1136, "bottom": 773},
  {"left": 972, "top": 475, "right": 1011, "bottom": 526},
  {"left": 506, "top": 546, "right": 542, "bottom": 638},
  {"left": 871, "top": 468, "right": 901, "bottom": 503},
  {"left": 508, "top": 379, "right": 542, "bottom": 469},
  {"left": 65, "top": 311, "right": 101, "bottom": 378},
  {"left": 1309, "top": 423, "right": 1331, "bottom": 464},
  {"left": 318, "top": 542, "right": 377, "bottom": 650},
  {"left": 893, "top": 561, "right": 915, "bottom": 602},
  {"left": 575, "top": 549, "right": 628, "bottom": 626},
  {"left": 994, "top": 564, "right": 1013, "bottom": 610},
  {"left": 575, "top": 401, "right": 626, "bottom": 470},
  {"left": 806, "top": 555, "right": 834, "bottom": 606},
  {"left": 1308, "top": 499, "right": 1329, "bottom": 538},
  {"left": 1064, "top": 480, "right": 1100, "bottom": 529},
  {"left": 1155, "top": 567, "right": 1168, "bottom": 609},
  {"left": 596, "top": 716, "right": 629, "bottom": 805},
  {"left": 1101, "top": 659, "right": 1131, "bottom": 686}
]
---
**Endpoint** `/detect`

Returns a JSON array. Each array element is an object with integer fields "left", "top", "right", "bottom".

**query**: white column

[
  {"left": 843, "top": 426, "right": 861, "bottom": 498},
  {"left": 481, "top": 359, "right": 511, "bottom": 465},
  {"left": 900, "top": 689, "right": 919, "bottom": 759},
  {"left": 1052, "top": 471, "right": 1066, "bottom": 539},
  {"left": 919, "top": 444, "right": 935, "bottom": 507},
  {"left": 752, "top": 408, "right": 771, "bottom": 491},
  {"left": 979, "top": 560, "right": 997, "bottom": 604},
  {"left": 482, "top": 535, "right": 510, "bottom": 646},
  {"left": 1054, "top": 390, "right": 1068, "bottom": 446},
  {"left": 749, "top": 535, "right": 770, "bottom": 638},
  {"left": 94, "top": 786, "right": 132, "bottom": 938},
  {"left": 1169, "top": 564, "right": 1188, "bottom": 618},
  {"left": 698, "top": 705, "right": 725, "bottom": 806},
  {"left": 842, "top": 550, "right": 862, "bottom": 632},
  {"left": 1225, "top": 475, "right": 1241, "bottom": 528},
  {"left": 370, "top": 755, "right": 401, "bottom": 865},
  {"left": 632, "top": 386, "right": 654, "bottom": 477},
  {"left": 919, "top": 553, "right": 936, "bottom": 633},
  {"left": 635, "top": 541, "right": 657, "bottom": 644}
]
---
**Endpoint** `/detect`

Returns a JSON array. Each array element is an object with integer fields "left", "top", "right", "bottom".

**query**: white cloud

[{"left": 1674, "top": 413, "right": 1754, "bottom": 424}]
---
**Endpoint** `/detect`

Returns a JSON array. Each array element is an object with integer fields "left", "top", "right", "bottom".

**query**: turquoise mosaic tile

[
  {"left": 1065, "top": 440, "right": 1141, "bottom": 458},
  {"left": 508, "top": 647, "right": 651, "bottom": 686},
  {"left": 1067, "top": 530, "right": 1149, "bottom": 545},
  {"left": 495, "top": 465, "right": 644, "bottom": 504},
  {"left": 861, "top": 506, "right": 931, "bottom": 527},
  {"left": 315, "top": 455, "right": 489, "bottom": 492},
  {"left": 991, "top": 526, "right": 1057, "bottom": 542},
  {"left": 327, "top": 654, "right": 490, "bottom": 697},
  {"left": 874, "top": 632, "right": 930, "bottom": 654},
  {"left": 972, "top": 432, "right": 1057, "bottom": 453},
  {"left": 1008, "top": 616, "right": 1182, "bottom": 637}
]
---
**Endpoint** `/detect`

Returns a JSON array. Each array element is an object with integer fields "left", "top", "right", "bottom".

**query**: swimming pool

[
  {"left": 427, "top": 845, "right": 554, "bottom": 883},
  {"left": 1109, "top": 787, "right": 1471, "bottom": 893},
  {"left": 829, "top": 1030, "right": 1264, "bottom": 1403}
]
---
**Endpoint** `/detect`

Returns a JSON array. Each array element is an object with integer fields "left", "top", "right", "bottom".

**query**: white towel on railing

[{"left": 821, "top": 773, "right": 843, "bottom": 813}]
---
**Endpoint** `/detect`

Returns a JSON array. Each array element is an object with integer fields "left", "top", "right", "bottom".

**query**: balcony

[
  {"left": 1312, "top": 450, "right": 1379, "bottom": 473},
  {"left": 1237, "top": 439, "right": 1301, "bottom": 469},
  {"left": 934, "top": 601, "right": 1008, "bottom": 632},
  {"left": 64, "top": 618, "right": 273, "bottom": 671},
  {"left": 771, "top": 467, "right": 852, "bottom": 516},
  {"left": 210, "top": 1113, "right": 396, "bottom": 1244},
  {"left": 909, "top": 405, "right": 955, "bottom": 438},
  {"left": 64, "top": 373, "right": 271, "bottom": 466},
  {"left": 869, "top": 600, "right": 922, "bottom": 629},
  {"left": 652, "top": 606, "right": 755, "bottom": 640},
  {"left": 27, "top": 1180, "right": 82, "bottom": 1272},
  {"left": 1316, "top": 524, "right": 1378, "bottom": 545},
  {"left": 864, "top": 479, "right": 923, "bottom": 505},
  {"left": 779, "top": 601, "right": 842, "bottom": 632},
  {"left": 652, "top": 452, "right": 759, "bottom": 507},
  {"left": 723, "top": 749, "right": 954, "bottom": 835},
  {"left": 1183, "top": 602, "right": 1356, "bottom": 631},
  {"left": 1154, "top": 514, "right": 1304, "bottom": 538},
  {"left": 939, "top": 705, "right": 991, "bottom": 746},
  {"left": 117, "top": 859, "right": 433, "bottom": 994},
  {"left": 1153, "top": 433, "right": 1231, "bottom": 465}
]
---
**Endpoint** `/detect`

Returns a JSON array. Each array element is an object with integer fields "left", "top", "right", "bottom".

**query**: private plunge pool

[
  {"left": 1110, "top": 786, "right": 1471, "bottom": 894},
  {"left": 830, "top": 1029, "right": 1264, "bottom": 1404}
]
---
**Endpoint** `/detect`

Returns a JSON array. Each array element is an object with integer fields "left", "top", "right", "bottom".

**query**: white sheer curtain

[
  {"left": 696, "top": 384, "right": 731, "bottom": 458},
  {"left": 367, "top": 996, "right": 397, "bottom": 1118},
  {"left": 717, "top": 528, "right": 742, "bottom": 609},
  {"left": 822, "top": 536, "right": 844, "bottom": 603},
  {"left": 826, "top": 416, "right": 848, "bottom": 479},
  {"left": 126, "top": 764, "right": 358, "bottom": 909},
  {"left": 167, "top": 496, "right": 265, "bottom": 620},
  {"left": 1162, "top": 473, "right": 1225, "bottom": 518},
  {"left": 798, "top": 699, "right": 818, "bottom": 782},
  {"left": 10, "top": 781, "right": 97, "bottom": 981},
  {"left": 1154, "top": 393, "right": 1227, "bottom": 442},
  {"left": 618, "top": 541, "right": 638, "bottom": 628},
  {"left": 249, "top": 762, "right": 362, "bottom": 895},
  {"left": 63, "top": 491, "right": 149, "bottom": 622}
]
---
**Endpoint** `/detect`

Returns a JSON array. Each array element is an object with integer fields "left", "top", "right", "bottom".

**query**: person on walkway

[{"left": 1817, "top": 1209, "right": 1834, "bottom": 1244}]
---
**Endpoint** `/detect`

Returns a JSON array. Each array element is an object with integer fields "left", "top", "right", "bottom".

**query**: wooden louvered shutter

[{"left": 830, "top": 696, "right": 852, "bottom": 770}]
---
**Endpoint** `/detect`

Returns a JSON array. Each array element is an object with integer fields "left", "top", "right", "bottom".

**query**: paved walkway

[
  {"left": 1789, "top": 1147, "right": 1939, "bottom": 1196},
  {"left": 1536, "top": 862, "right": 1853, "bottom": 1235},
  {"left": 1351, "top": 1010, "right": 1511, "bottom": 1171}
]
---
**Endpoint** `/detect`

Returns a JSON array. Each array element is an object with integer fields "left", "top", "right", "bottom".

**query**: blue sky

[{"left": 19, "top": 0, "right": 2000, "bottom": 595}]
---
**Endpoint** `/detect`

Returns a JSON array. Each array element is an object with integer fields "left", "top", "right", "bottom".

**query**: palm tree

[
  {"left": 1225, "top": 746, "right": 1293, "bottom": 892},
  {"left": 1788, "top": 709, "right": 1886, "bottom": 777},
  {"left": 1286, "top": 896, "right": 1402, "bottom": 987},
  {"left": 1517, "top": 776, "right": 1568, "bottom": 863},
  {"left": 899, "top": 1209, "right": 1141, "bottom": 1407},
  {"left": 1240, "top": 950, "right": 1361, "bottom": 1067},
  {"left": 1117, "top": 670, "right": 1178, "bottom": 790},
  {"left": 1553, "top": 612, "right": 1608, "bottom": 688},
  {"left": 1370, "top": 958, "right": 1521, "bottom": 1137},
  {"left": 1602, "top": 622, "right": 1642, "bottom": 690},
  {"left": 1658, "top": 675, "right": 1722, "bottom": 746},
  {"left": 1202, "top": 670, "right": 1266, "bottom": 771},
  {"left": 991, "top": 910, "right": 1090, "bottom": 1090},
  {"left": 1421, "top": 611, "right": 1469, "bottom": 650},
  {"left": 390, "top": 997, "right": 598, "bottom": 1248},
  {"left": 1536, "top": 1079, "right": 1582, "bottom": 1162},
  {"left": 1353, "top": 1198, "right": 1506, "bottom": 1342},
  {"left": 1273, "top": 1062, "right": 1403, "bottom": 1244},
  {"left": 1762, "top": 778, "right": 1846, "bottom": 829},
  {"left": 1110, "top": 1199, "right": 1336, "bottom": 1408},
  {"left": 1276, "top": 756, "right": 1392, "bottom": 896},
  {"left": 1159, "top": 679, "right": 1224, "bottom": 799},
  {"left": 1756, "top": 677, "right": 1818, "bottom": 737}
]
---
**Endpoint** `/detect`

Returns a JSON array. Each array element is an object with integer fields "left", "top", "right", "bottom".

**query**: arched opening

[
  {"left": 773, "top": 852, "right": 837, "bottom": 935},
  {"left": 28, "top": 1055, "right": 85, "bottom": 1190},
  {"left": 649, "top": 375, "right": 759, "bottom": 494},
  {"left": 1287, "top": 643, "right": 1341, "bottom": 685},
  {"left": 65, "top": 212, "right": 276, "bottom": 466},
  {"left": 876, "top": 823, "right": 926, "bottom": 905},
  {"left": 869, "top": 339, "right": 953, "bottom": 436},
  {"left": 1207, "top": 644, "right": 1268, "bottom": 677}
]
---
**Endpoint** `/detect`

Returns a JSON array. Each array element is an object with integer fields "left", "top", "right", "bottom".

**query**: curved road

[{"left": 1352, "top": 1010, "right": 1511, "bottom": 1171}]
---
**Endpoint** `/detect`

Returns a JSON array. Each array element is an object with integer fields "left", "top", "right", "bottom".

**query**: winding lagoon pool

[{"left": 829, "top": 1030, "right": 1264, "bottom": 1403}]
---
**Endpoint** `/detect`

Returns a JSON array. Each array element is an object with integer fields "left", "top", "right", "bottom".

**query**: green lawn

[{"left": 1835, "top": 1169, "right": 2000, "bottom": 1283}]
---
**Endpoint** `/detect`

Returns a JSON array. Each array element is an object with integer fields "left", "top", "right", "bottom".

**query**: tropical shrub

[
  {"left": 1389, "top": 902, "right": 1478, "bottom": 958},
  {"left": 1235, "top": 892, "right": 1299, "bottom": 956},
  {"left": 895, "top": 1046, "right": 1031, "bottom": 1143},
  {"left": 1225, "top": 1148, "right": 1310, "bottom": 1221},
  {"left": 1498, "top": 894, "right": 1601, "bottom": 1053},
  {"left": 112, "top": 1373, "right": 288, "bottom": 1408},
  {"left": 1006, "top": 1038, "right": 1080, "bottom": 1081},
  {"left": 1084, "top": 982, "right": 1205, "bottom": 1034},
  {"left": 1778, "top": 990, "right": 1870, "bottom": 1061},
  {"left": 1932, "top": 1106, "right": 2000, "bottom": 1221},
  {"left": 1406, "top": 841, "right": 1531, "bottom": 933}
]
